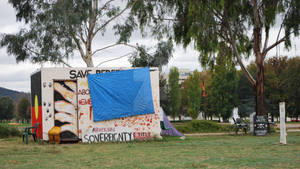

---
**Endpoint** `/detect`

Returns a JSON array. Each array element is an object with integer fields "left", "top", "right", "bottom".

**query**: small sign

[
  {"left": 250, "top": 112, "right": 256, "bottom": 133},
  {"left": 254, "top": 115, "right": 268, "bottom": 136}
]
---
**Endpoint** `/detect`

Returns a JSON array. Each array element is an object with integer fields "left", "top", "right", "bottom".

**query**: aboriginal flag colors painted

[{"left": 31, "top": 71, "right": 43, "bottom": 139}]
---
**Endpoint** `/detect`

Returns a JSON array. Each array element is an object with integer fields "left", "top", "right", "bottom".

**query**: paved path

[
  {"left": 184, "top": 132, "right": 235, "bottom": 136},
  {"left": 184, "top": 129, "right": 300, "bottom": 137}
]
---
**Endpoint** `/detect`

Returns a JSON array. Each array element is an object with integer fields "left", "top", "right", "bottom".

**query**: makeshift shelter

[
  {"left": 30, "top": 67, "right": 161, "bottom": 143},
  {"left": 160, "top": 107, "right": 184, "bottom": 137}
]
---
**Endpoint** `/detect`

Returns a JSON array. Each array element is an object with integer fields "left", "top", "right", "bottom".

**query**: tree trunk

[
  {"left": 84, "top": 54, "right": 94, "bottom": 67},
  {"left": 255, "top": 60, "right": 266, "bottom": 115},
  {"left": 252, "top": 0, "right": 266, "bottom": 116}
]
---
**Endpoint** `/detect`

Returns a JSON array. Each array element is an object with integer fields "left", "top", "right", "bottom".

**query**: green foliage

[
  {"left": 237, "top": 65, "right": 256, "bottom": 117},
  {"left": 175, "top": 120, "right": 232, "bottom": 133},
  {"left": 0, "top": 125, "right": 21, "bottom": 138},
  {"left": 1, "top": 0, "right": 138, "bottom": 67},
  {"left": 210, "top": 51, "right": 239, "bottom": 121},
  {"left": 0, "top": 97, "right": 15, "bottom": 120},
  {"left": 264, "top": 56, "right": 288, "bottom": 119},
  {"left": 17, "top": 97, "right": 30, "bottom": 121},
  {"left": 198, "top": 72, "right": 213, "bottom": 119},
  {"left": 159, "top": 75, "right": 170, "bottom": 115},
  {"left": 132, "top": 0, "right": 300, "bottom": 64},
  {"left": 129, "top": 39, "right": 173, "bottom": 68},
  {"left": 131, "top": 0, "right": 300, "bottom": 116},
  {"left": 168, "top": 67, "right": 181, "bottom": 120},
  {"left": 281, "top": 57, "right": 300, "bottom": 119},
  {"left": 180, "top": 80, "right": 189, "bottom": 117},
  {"left": 186, "top": 71, "right": 202, "bottom": 119}
]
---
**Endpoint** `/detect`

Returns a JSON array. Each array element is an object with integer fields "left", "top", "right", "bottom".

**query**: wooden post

[{"left": 279, "top": 102, "right": 286, "bottom": 144}]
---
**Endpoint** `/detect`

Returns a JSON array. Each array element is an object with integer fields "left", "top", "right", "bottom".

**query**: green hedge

[
  {"left": 0, "top": 125, "right": 21, "bottom": 138},
  {"left": 175, "top": 120, "right": 233, "bottom": 133}
]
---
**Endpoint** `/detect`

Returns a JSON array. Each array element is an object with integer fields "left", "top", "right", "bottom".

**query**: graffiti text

[{"left": 83, "top": 132, "right": 133, "bottom": 143}]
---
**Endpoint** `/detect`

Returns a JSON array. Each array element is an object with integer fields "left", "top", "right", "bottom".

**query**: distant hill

[{"left": 0, "top": 87, "right": 30, "bottom": 103}]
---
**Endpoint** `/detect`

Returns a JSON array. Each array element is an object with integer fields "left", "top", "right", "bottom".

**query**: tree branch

[
  {"left": 226, "top": 19, "right": 256, "bottom": 87},
  {"left": 276, "top": 2, "right": 292, "bottom": 44},
  {"left": 92, "top": 43, "right": 120, "bottom": 56},
  {"left": 92, "top": 42, "right": 138, "bottom": 56},
  {"left": 262, "top": 27, "right": 269, "bottom": 54},
  {"left": 23, "top": 46, "right": 72, "bottom": 68},
  {"left": 99, "top": 0, "right": 115, "bottom": 12},
  {"left": 78, "top": 26, "right": 87, "bottom": 45},
  {"left": 57, "top": 58, "right": 72, "bottom": 68},
  {"left": 152, "top": 16, "right": 177, "bottom": 22},
  {"left": 87, "top": 0, "right": 98, "bottom": 49},
  {"left": 276, "top": 22, "right": 284, "bottom": 45},
  {"left": 71, "top": 33, "right": 86, "bottom": 59},
  {"left": 93, "top": 4, "right": 131, "bottom": 36},
  {"left": 83, "top": 21, "right": 89, "bottom": 39},
  {"left": 262, "top": 37, "right": 285, "bottom": 56},
  {"left": 212, "top": 9, "right": 223, "bottom": 22},
  {"left": 96, "top": 52, "right": 132, "bottom": 67}
]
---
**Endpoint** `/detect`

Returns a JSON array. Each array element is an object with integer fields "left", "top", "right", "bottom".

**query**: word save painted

[{"left": 69, "top": 69, "right": 118, "bottom": 79}]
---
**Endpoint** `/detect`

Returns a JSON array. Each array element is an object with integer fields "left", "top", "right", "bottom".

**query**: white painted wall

[{"left": 37, "top": 67, "right": 161, "bottom": 142}]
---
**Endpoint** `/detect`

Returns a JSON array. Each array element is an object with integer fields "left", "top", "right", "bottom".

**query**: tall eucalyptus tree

[
  {"left": 131, "top": 0, "right": 300, "bottom": 115},
  {"left": 1, "top": 0, "right": 139, "bottom": 67}
]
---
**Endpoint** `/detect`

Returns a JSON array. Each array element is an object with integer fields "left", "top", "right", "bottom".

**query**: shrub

[
  {"left": 175, "top": 120, "right": 232, "bottom": 133},
  {"left": 0, "top": 125, "right": 21, "bottom": 138},
  {"left": 269, "top": 125, "right": 276, "bottom": 133}
]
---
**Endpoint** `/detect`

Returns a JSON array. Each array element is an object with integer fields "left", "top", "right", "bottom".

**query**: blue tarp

[{"left": 87, "top": 68, "right": 155, "bottom": 122}]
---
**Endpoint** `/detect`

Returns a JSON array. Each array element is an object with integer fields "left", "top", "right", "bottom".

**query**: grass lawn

[
  {"left": 0, "top": 122, "right": 31, "bottom": 127},
  {"left": 1, "top": 133, "right": 300, "bottom": 169}
]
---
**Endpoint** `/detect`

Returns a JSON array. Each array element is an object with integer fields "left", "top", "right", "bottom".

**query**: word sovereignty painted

[{"left": 83, "top": 132, "right": 134, "bottom": 143}]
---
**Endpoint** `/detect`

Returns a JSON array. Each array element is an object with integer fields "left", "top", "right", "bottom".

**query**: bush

[
  {"left": 175, "top": 120, "right": 232, "bottom": 133},
  {"left": 0, "top": 125, "right": 21, "bottom": 138},
  {"left": 269, "top": 125, "right": 276, "bottom": 133}
]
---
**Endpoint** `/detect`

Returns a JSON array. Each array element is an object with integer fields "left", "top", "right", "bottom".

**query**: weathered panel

[
  {"left": 54, "top": 81, "right": 78, "bottom": 141},
  {"left": 30, "top": 71, "right": 43, "bottom": 139},
  {"left": 36, "top": 67, "right": 161, "bottom": 142}
]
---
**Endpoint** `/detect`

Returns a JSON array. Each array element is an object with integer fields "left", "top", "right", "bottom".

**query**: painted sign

[
  {"left": 31, "top": 71, "right": 43, "bottom": 139},
  {"left": 54, "top": 81, "right": 78, "bottom": 141},
  {"left": 83, "top": 132, "right": 134, "bottom": 143},
  {"left": 82, "top": 127, "right": 153, "bottom": 143},
  {"left": 254, "top": 115, "right": 268, "bottom": 136},
  {"left": 32, "top": 67, "right": 161, "bottom": 142}
]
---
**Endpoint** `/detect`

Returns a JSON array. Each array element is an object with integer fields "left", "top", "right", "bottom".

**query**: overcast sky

[{"left": 0, "top": 1, "right": 299, "bottom": 92}]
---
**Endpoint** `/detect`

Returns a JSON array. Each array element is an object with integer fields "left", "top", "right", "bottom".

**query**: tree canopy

[
  {"left": 186, "top": 70, "right": 202, "bottom": 119},
  {"left": 210, "top": 45, "right": 239, "bottom": 121},
  {"left": 0, "top": 97, "right": 15, "bottom": 121},
  {"left": 281, "top": 57, "right": 300, "bottom": 120},
  {"left": 17, "top": 97, "right": 30, "bottom": 121},
  {"left": 131, "top": 0, "right": 300, "bottom": 115},
  {"left": 1, "top": 0, "right": 145, "bottom": 67},
  {"left": 168, "top": 67, "right": 181, "bottom": 120},
  {"left": 128, "top": 39, "right": 173, "bottom": 69}
]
